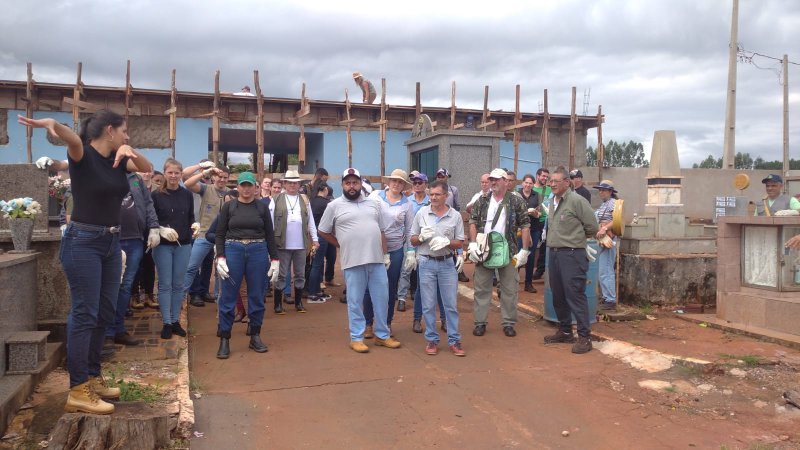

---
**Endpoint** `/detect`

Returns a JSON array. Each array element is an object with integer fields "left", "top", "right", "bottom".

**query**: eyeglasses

[{"left": 412, "top": 181, "right": 425, "bottom": 185}]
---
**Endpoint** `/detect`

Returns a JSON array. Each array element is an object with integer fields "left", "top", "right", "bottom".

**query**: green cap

[{"left": 237, "top": 171, "right": 257, "bottom": 185}]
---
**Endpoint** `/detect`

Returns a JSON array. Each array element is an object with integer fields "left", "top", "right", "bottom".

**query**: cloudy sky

[{"left": 1, "top": 0, "right": 798, "bottom": 166}]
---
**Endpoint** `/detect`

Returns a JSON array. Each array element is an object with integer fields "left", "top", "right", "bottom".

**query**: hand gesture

[
  {"left": 18, "top": 115, "right": 58, "bottom": 138},
  {"left": 114, "top": 144, "right": 138, "bottom": 169}
]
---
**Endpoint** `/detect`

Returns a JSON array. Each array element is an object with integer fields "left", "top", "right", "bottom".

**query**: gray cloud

[{"left": 1, "top": 0, "right": 798, "bottom": 165}]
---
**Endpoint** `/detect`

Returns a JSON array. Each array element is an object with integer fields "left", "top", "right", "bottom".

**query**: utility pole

[
  {"left": 722, "top": 0, "right": 738, "bottom": 169},
  {"left": 783, "top": 54, "right": 790, "bottom": 184}
]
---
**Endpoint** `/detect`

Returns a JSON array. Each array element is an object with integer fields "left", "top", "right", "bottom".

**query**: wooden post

[
  {"left": 254, "top": 70, "right": 265, "bottom": 179},
  {"left": 72, "top": 62, "right": 83, "bottom": 131},
  {"left": 783, "top": 54, "right": 790, "bottom": 184},
  {"left": 478, "top": 86, "right": 495, "bottom": 130},
  {"left": 298, "top": 83, "right": 306, "bottom": 165},
  {"left": 344, "top": 89, "right": 353, "bottom": 167},
  {"left": 380, "top": 78, "right": 386, "bottom": 178},
  {"left": 212, "top": 71, "right": 220, "bottom": 164},
  {"left": 597, "top": 105, "right": 604, "bottom": 182},
  {"left": 569, "top": 86, "right": 576, "bottom": 169},
  {"left": 124, "top": 60, "right": 132, "bottom": 125},
  {"left": 541, "top": 89, "right": 550, "bottom": 169},
  {"left": 513, "top": 84, "right": 521, "bottom": 174},
  {"left": 450, "top": 81, "right": 456, "bottom": 129},
  {"left": 169, "top": 69, "right": 177, "bottom": 158},
  {"left": 415, "top": 82, "right": 421, "bottom": 118},
  {"left": 25, "top": 62, "right": 33, "bottom": 163}
]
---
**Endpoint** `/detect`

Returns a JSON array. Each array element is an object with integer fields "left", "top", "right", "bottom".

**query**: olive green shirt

[
  {"left": 546, "top": 190, "right": 598, "bottom": 249},
  {"left": 469, "top": 191, "right": 530, "bottom": 255}
]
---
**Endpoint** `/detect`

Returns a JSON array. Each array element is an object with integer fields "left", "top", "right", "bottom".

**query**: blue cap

[
  {"left": 411, "top": 173, "right": 428, "bottom": 183},
  {"left": 762, "top": 174, "right": 783, "bottom": 184}
]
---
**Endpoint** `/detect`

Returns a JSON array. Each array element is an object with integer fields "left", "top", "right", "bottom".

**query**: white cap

[
  {"left": 488, "top": 168, "right": 508, "bottom": 180},
  {"left": 342, "top": 168, "right": 361, "bottom": 179}
]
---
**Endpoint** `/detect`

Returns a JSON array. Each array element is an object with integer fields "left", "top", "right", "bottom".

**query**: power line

[{"left": 737, "top": 44, "right": 797, "bottom": 85}]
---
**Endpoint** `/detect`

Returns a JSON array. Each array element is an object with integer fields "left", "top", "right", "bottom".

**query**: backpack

[{"left": 481, "top": 198, "right": 511, "bottom": 269}]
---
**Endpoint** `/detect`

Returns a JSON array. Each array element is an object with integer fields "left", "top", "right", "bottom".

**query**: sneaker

[
  {"left": 601, "top": 301, "right": 617, "bottom": 311},
  {"left": 572, "top": 336, "right": 593, "bottom": 354},
  {"left": 374, "top": 337, "right": 401, "bottom": 349},
  {"left": 113, "top": 332, "right": 141, "bottom": 346},
  {"left": 172, "top": 322, "right": 187, "bottom": 337},
  {"left": 449, "top": 342, "right": 466, "bottom": 357},
  {"left": 412, "top": 319, "right": 423, "bottom": 333},
  {"left": 544, "top": 330, "right": 576, "bottom": 344},
  {"left": 397, "top": 300, "right": 406, "bottom": 312},
  {"left": 160, "top": 324, "right": 173, "bottom": 340},
  {"left": 349, "top": 340, "right": 369, "bottom": 353},
  {"left": 425, "top": 341, "right": 438, "bottom": 355},
  {"left": 308, "top": 295, "right": 327, "bottom": 304},
  {"left": 458, "top": 272, "right": 470, "bottom": 282},
  {"left": 524, "top": 284, "right": 538, "bottom": 293},
  {"left": 189, "top": 295, "right": 205, "bottom": 307},
  {"left": 364, "top": 325, "right": 374, "bottom": 339}
]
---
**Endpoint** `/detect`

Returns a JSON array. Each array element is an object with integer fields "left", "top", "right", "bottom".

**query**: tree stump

[{"left": 47, "top": 402, "right": 171, "bottom": 450}]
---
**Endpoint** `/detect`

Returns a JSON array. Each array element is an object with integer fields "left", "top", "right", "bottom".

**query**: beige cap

[{"left": 488, "top": 168, "right": 508, "bottom": 180}]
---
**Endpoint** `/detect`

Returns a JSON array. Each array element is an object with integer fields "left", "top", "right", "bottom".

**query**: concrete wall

[
  {"left": 0, "top": 254, "right": 39, "bottom": 376},
  {"left": 619, "top": 253, "right": 717, "bottom": 307},
  {"left": 576, "top": 167, "right": 785, "bottom": 222}
]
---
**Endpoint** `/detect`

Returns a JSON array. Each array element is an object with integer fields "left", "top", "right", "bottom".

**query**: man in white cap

[
  {"left": 318, "top": 168, "right": 401, "bottom": 353},
  {"left": 270, "top": 170, "right": 319, "bottom": 314},
  {"left": 467, "top": 168, "right": 532, "bottom": 338},
  {"left": 352, "top": 72, "right": 377, "bottom": 104}
]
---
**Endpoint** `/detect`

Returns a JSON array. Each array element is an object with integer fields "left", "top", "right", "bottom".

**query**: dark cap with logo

[
  {"left": 569, "top": 169, "right": 584, "bottom": 179},
  {"left": 762, "top": 174, "right": 783, "bottom": 184}
]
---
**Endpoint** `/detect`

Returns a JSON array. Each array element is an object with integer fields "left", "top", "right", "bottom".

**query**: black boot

[
  {"left": 216, "top": 329, "right": 231, "bottom": 359},
  {"left": 274, "top": 289, "right": 285, "bottom": 315},
  {"left": 247, "top": 325, "right": 268, "bottom": 353},
  {"left": 294, "top": 288, "right": 306, "bottom": 313}
]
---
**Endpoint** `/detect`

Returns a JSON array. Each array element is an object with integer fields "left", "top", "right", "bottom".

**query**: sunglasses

[{"left": 412, "top": 181, "right": 425, "bottom": 185}]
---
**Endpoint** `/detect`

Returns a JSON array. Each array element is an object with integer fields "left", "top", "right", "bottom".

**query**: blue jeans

[
  {"left": 344, "top": 263, "right": 390, "bottom": 341},
  {"left": 598, "top": 240, "right": 617, "bottom": 303},
  {"left": 397, "top": 252, "right": 412, "bottom": 298},
  {"left": 153, "top": 244, "right": 192, "bottom": 324},
  {"left": 413, "top": 279, "right": 444, "bottom": 321},
  {"left": 307, "top": 239, "right": 329, "bottom": 294},
  {"left": 525, "top": 220, "right": 544, "bottom": 283},
  {"left": 183, "top": 238, "right": 215, "bottom": 293},
  {"left": 189, "top": 241, "right": 214, "bottom": 296},
  {"left": 363, "top": 248, "right": 403, "bottom": 326},
  {"left": 324, "top": 243, "right": 337, "bottom": 282},
  {"left": 105, "top": 238, "right": 144, "bottom": 337},
  {"left": 61, "top": 222, "right": 122, "bottom": 388},
  {"left": 218, "top": 241, "right": 268, "bottom": 333},
  {"left": 418, "top": 256, "right": 461, "bottom": 345}
]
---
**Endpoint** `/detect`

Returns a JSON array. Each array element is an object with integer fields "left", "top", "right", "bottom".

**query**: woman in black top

[
  {"left": 19, "top": 110, "right": 152, "bottom": 415},
  {"left": 214, "top": 172, "right": 279, "bottom": 359},
  {"left": 150, "top": 158, "right": 194, "bottom": 340},
  {"left": 307, "top": 183, "right": 332, "bottom": 300}
]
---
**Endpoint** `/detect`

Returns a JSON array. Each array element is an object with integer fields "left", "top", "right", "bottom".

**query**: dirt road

[{"left": 188, "top": 281, "right": 799, "bottom": 449}]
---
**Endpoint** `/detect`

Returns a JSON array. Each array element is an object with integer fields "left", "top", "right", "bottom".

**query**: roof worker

[
  {"left": 353, "top": 72, "right": 377, "bottom": 104},
  {"left": 755, "top": 174, "right": 800, "bottom": 216}
]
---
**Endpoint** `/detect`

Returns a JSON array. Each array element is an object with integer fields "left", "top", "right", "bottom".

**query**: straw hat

[
  {"left": 282, "top": 170, "right": 302, "bottom": 182},
  {"left": 352, "top": 72, "right": 363, "bottom": 80},
  {"left": 592, "top": 179, "right": 618, "bottom": 193},
  {"left": 382, "top": 168, "right": 411, "bottom": 187}
]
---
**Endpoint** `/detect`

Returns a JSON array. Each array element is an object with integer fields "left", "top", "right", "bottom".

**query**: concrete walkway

[{"left": 186, "top": 277, "right": 790, "bottom": 449}]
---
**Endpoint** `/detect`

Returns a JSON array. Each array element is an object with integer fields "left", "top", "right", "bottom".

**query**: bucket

[{"left": 543, "top": 240, "right": 600, "bottom": 324}]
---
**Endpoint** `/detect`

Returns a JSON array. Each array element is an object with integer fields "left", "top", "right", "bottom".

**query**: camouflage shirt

[{"left": 469, "top": 191, "right": 531, "bottom": 255}]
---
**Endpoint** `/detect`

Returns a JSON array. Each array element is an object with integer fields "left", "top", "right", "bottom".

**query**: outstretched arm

[{"left": 18, "top": 116, "right": 83, "bottom": 161}]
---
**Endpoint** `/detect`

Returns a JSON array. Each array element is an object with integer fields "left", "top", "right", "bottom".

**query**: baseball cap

[
  {"left": 569, "top": 169, "right": 584, "bottom": 179},
  {"left": 436, "top": 168, "right": 451, "bottom": 178},
  {"left": 237, "top": 171, "right": 257, "bottom": 185},
  {"left": 411, "top": 172, "right": 428, "bottom": 183},
  {"left": 342, "top": 168, "right": 361, "bottom": 180},
  {"left": 762, "top": 174, "right": 783, "bottom": 184},
  {"left": 488, "top": 168, "right": 508, "bottom": 180}
]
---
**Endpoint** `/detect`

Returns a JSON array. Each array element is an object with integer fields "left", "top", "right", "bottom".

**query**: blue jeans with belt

[
  {"left": 61, "top": 222, "right": 122, "bottom": 388},
  {"left": 218, "top": 241, "right": 268, "bottom": 334},
  {"left": 105, "top": 238, "right": 144, "bottom": 337}
]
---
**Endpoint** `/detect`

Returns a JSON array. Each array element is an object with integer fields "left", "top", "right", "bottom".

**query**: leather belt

[
  {"left": 226, "top": 238, "right": 265, "bottom": 244},
  {"left": 550, "top": 247, "right": 579, "bottom": 252},
  {"left": 71, "top": 221, "right": 120, "bottom": 234},
  {"left": 421, "top": 254, "right": 454, "bottom": 261}
]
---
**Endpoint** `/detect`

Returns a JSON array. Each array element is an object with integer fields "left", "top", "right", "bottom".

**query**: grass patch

[
  {"left": 639, "top": 302, "right": 654, "bottom": 315},
  {"left": 104, "top": 369, "right": 162, "bottom": 404},
  {"left": 189, "top": 377, "right": 203, "bottom": 392},
  {"left": 663, "top": 386, "right": 676, "bottom": 393},
  {"left": 718, "top": 353, "right": 765, "bottom": 366},
  {"left": 165, "top": 438, "right": 190, "bottom": 449}
]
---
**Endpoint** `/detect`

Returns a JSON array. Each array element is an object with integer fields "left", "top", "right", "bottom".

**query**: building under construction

[{"left": 0, "top": 65, "right": 602, "bottom": 195}]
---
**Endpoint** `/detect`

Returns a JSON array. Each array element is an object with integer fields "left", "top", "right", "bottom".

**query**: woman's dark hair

[
  {"left": 316, "top": 182, "right": 330, "bottom": 195},
  {"left": 315, "top": 167, "right": 329, "bottom": 177},
  {"left": 153, "top": 171, "right": 163, "bottom": 176},
  {"left": 79, "top": 109, "right": 125, "bottom": 144}
]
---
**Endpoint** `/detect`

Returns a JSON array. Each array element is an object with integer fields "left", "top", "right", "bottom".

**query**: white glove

[
  {"left": 120, "top": 250, "right": 127, "bottom": 281},
  {"left": 402, "top": 251, "right": 417, "bottom": 272},
  {"left": 428, "top": 236, "right": 450, "bottom": 252},
  {"left": 455, "top": 255, "right": 464, "bottom": 273},
  {"left": 199, "top": 161, "right": 216, "bottom": 170},
  {"left": 384, "top": 253, "right": 391, "bottom": 269},
  {"left": 216, "top": 257, "right": 230, "bottom": 279},
  {"left": 586, "top": 245, "right": 597, "bottom": 262},
  {"left": 418, "top": 226, "right": 435, "bottom": 243},
  {"left": 35, "top": 156, "right": 54, "bottom": 170},
  {"left": 541, "top": 228, "right": 547, "bottom": 242},
  {"left": 191, "top": 222, "right": 201, "bottom": 239},
  {"left": 159, "top": 226, "right": 179, "bottom": 242},
  {"left": 147, "top": 228, "right": 161, "bottom": 249},
  {"left": 60, "top": 224, "right": 67, "bottom": 237},
  {"left": 268, "top": 259, "right": 280, "bottom": 284},
  {"left": 467, "top": 242, "right": 482, "bottom": 263},
  {"left": 513, "top": 249, "right": 530, "bottom": 269}
]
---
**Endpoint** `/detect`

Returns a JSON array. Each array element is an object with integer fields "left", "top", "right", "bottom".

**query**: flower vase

[{"left": 8, "top": 218, "right": 35, "bottom": 252}]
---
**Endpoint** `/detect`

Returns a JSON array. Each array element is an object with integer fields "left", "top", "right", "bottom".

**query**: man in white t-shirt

[{"left": 271, "top": 170, "right": 318, "bottom": 314}]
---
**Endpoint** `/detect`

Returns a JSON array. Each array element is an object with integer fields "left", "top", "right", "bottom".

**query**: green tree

[
  {"left": 586, "top": 140, "right": 649, "bottom": 168},
  {"left": 228, "top": 163, "right": 252, "bottom": 173},
  {"left": 734, "top": 152, "right": 754, "bottom": 170},
  {"left": 693, "top": 154, "right": 722, "bottom": 168}
]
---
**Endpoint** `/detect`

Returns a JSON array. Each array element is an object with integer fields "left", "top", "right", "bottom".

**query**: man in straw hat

[
  {"left": 593, "top": 180, "right": 619, "bottom": 311},
  {"left": 318, "top": 168, "right": 401, "bottom": 353},
  {"left": 352, "top": 72, "right": 377, "bottom": 104},
  {"left": 270, "top": 170, "right": 319, "bottom": 314},
  {"left": 543, "top": 167, "right": 599, "bottom": 354}
]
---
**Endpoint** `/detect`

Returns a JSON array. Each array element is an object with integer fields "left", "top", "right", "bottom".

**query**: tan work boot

[
  {"left": 64, "top": 381, "right": 115, "bottom": 414},
  {"left": 145, "top": 293, "right": 159, "bottom": 309},
  {"left": 364, "top": 325, "right": 374, "bottom": 339},
  {"left": 349, "top": 340, "right": 369, "bottom": 353},
  {"left": 374, "top": 337, "right": 402, "bottom": 349},
  {"left": 88, "top": 375, "right": 121, "bottom": 398},
  {"left": 130, "top": 294, "right": 145, "bottom": 310}
]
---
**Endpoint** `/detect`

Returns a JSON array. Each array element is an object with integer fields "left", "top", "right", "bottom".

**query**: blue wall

[{"left": 499, "top": 140, "right": 542, "bottom": 179}]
